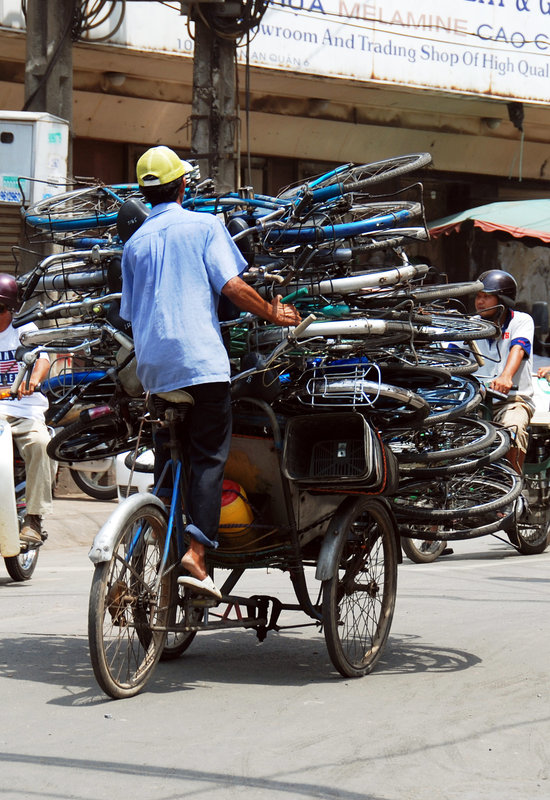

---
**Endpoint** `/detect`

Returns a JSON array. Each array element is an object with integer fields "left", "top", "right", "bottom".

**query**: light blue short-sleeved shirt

[{"left": 120, "top": 202, "right": 246, "bottom": 393}]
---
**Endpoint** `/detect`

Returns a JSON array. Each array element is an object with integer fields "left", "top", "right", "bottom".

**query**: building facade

[{"left": 1, "top": 0, "right": 550, "bottom": 298}]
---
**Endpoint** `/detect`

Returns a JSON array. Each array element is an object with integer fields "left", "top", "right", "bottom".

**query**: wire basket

[{"left": 281, "top": 411, "right": 383, "bottom": 486}]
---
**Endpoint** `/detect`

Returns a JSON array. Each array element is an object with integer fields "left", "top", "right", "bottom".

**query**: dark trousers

[{"left": 153, "top": 382, "right": 232, "bottom": 548}]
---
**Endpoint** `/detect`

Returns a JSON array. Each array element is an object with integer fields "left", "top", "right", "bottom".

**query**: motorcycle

[{"left": 0, "top": 418, "right": 43, "bottom": 580}]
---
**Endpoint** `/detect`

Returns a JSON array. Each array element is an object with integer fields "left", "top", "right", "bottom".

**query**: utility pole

[
  {"left": 23, "top": 0, "right": 74, "bottom": 170},
  {"left": 190, "top": 16, "right": 237, "bottom": 192}
]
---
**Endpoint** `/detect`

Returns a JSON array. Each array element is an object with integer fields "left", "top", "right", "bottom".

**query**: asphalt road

[{"left": 1, "top": 491, "right": 549, "bottom": 800}]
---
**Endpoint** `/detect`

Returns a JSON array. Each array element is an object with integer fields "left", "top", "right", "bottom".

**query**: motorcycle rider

[
  {"left": 0, "top": 273, "right": 52, "bottom": 545},
  {"left": 473, "top": 269, "right": 534, "bottom": 474}
]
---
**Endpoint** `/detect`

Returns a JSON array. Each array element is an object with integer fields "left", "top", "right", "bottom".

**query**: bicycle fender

[
  {"left": 88, "top": 492, "right": 166, "bottom": 564},
  {"left": 315, "top": 496, "right": 401, "bottom": 581}
]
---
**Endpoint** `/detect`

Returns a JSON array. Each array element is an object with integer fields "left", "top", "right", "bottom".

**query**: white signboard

[{"left": 2, "top": 0, "right": 550, "bottom": 102}]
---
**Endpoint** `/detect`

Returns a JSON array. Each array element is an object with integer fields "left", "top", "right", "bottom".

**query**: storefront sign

[{"left": 1, "top": 0, "right": 549, "bottom": 102}]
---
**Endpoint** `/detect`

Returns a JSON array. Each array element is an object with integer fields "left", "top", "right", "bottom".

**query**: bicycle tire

[
  {"left": 379, "top": 280, "right": 484, "bottom": 304},
  {"left": 369, "top": 348, "right": 479, "bottom": 377},
  {"left": 280, "top": 154, "right": 432, "bottom": 201},
  {"left": 70, "top": 463, "right": 117, "bottom": 500},
  {"left": 386, "top": 417, "right": 498, "bottom": 464},
  {"left": 88, "top": 501, "right": 171, "bottom": 698},
  {"left": 282, "top": 371, "right": 430, "bottom": 428},
  {"left": 322, "top": 497, "right": 398, "bottom": 678},
  {"left": 320, "top": 201, "right": 422, "bottom": 223},
  {"left": 512, "top": 517, "right": 550, "bottom": 555},
  {"left": 419, "top": 375, "right": 483, "bottom": 427},
  {"left": 401, "top": 428, "right": 510, "bottom": 477},
  {"left": 401, "top": 537, "right": 447, "bottom": 563},
  {"left": 410, "top": 314, "right": 498, "bottom": 342},
  {"left": 398, "top": 508, "right": 516, "bottom": 541},
  {"left": 390, "top": 462, "right": 522, "bottom": 522},
  {"left": 335, "top": 153, "right": 432, "bottom": 191},
  {"left": 349, "top": 228, "right": 429, "bottom": 253},
  {"left": 509, "top": 477, "right": 550, "bottom": 554},
  {"left": 47, "top": 414, "right": 141, "bottom": 462},
  {"left": 24, "top": 184, "right": 142, "bottom": 232}
]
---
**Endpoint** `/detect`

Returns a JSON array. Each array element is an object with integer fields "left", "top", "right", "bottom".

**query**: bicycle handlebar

[
  {"left": 230, "top": 314, "right": 317, "bottom": 385},
  {"left": 19, "top": 247, "right": 122, "bottom": 302},
  {"left": 12, "top": 293, "right": 122, "bottom": 328},
  {"left": 0, "top": 347, "right": 39, "bottom": 399}
]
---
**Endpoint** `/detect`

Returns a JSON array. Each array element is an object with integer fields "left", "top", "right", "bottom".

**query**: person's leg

[
  {"left": 8, "top": 415, "right": 52, "bottom": 541},
  {"left": 493, "top": 399, "right": 532, "bottom": 475},
  {"left": 179, "top": 382, "right": 232, "bottom": 579}
]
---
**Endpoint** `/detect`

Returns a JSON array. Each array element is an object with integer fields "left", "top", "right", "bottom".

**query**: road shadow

[
  {"left": 0, "top": 750, "right": 387, "bottom": 800},
  {"left": 0, "top": 627, "right": 481, "bottom": 705}
]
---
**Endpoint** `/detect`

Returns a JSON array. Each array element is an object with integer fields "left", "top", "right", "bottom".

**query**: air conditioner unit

[{"left": 0, "top": 111, "right": 69, "bottom": 207}]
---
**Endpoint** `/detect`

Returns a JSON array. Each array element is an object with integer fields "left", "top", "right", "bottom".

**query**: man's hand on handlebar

[
  {"left": 15, "top": 356, "right": 50, "bottom": 400},
  {"left": 489, "top": 374, "right": 513, "bottom": 395},
  {"left": 221, "top": 276, "right": 301, "bottom": 327},
  {"left": 270, "top": 295, "right": 301, "bottom": 326}
]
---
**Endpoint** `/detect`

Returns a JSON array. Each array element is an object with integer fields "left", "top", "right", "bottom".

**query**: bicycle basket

[{"left": 281, "top": 411, "right": 383, "bottom": 486}]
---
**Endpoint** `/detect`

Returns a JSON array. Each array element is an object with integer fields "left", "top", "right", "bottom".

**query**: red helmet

[{"left": 0, "top": 273, "right": 19, "bottom": 311}]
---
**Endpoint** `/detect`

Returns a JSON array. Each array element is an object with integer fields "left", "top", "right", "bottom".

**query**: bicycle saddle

[{"left": 156, "top": 389, "right": 195, "bottom": 405}]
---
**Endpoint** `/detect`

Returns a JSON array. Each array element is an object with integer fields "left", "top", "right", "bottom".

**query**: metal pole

[
  {"left": 23, "top": 0, "right": 74, "bottom": 172},
  {"left": 191, "top": 16, "right": 237, "bottom": 192}
]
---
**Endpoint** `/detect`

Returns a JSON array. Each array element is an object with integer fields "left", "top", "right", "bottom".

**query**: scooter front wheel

[{"left": 4, "top": 547, "right": 40, "bottom": 581}]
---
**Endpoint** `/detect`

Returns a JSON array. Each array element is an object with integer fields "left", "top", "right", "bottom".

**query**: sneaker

[{"left": 20, "top": 514, "right": 43, "bottom": 546}]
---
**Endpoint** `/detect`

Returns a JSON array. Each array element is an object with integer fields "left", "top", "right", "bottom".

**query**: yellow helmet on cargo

[
  {"left": 136, "top": 146, "right": 194, "bottom": 187},
  {"left": 218, "top": 480, "right": 254, "bottom": 535}
]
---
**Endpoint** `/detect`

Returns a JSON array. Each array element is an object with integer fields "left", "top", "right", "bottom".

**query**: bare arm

[
  {"left": 18, "top": 357, "right": 50, "bottom": 399},
  {"left": 221, "top": 276, "right": 301, "bottom": 326},
  {"left": 491, "top": 344, "right": 526, "bottom": 394}
]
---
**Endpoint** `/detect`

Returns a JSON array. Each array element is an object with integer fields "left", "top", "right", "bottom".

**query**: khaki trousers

[
  {"left": 493, "top": 397, "right": 534, "bottom": 455},
  {"left": 1, "top": 414, "right": 53, "bottom": 517}
]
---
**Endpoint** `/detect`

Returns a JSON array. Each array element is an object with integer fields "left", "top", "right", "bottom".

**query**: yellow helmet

[
  {"left": 136, "top": 146, "right": 193, "bottom": 187},
  {"left": 218, "top": 480, "right": 254, "bottom": 535}
]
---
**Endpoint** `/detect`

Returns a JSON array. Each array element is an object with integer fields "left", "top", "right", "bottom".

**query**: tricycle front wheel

[
  {"left": 88, "top": 502, "right": 172, "bottom": 698},
  {"left": 322, "top": 497, "right": 398, "bottom": 678}
]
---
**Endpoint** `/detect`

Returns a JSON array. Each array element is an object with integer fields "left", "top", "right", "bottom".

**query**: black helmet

[
  {"left": 0, "top": 273, "right": 20, "bottom": 311},
  {"left": 116, "top": 197, "right": 150, "bottom": 243},
  {"left": 478, "top": 269, "right": 517, "bottom": 308}
]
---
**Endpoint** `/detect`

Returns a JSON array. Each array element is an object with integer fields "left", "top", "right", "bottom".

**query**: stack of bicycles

[{"left": 9, "top": 151, "right": 548, "bottom": 698}]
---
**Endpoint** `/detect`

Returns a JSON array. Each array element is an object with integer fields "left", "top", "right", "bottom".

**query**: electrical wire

[
  {"left": 190, "top": 0, "right": 270, "bottom": 42},
  {"left": 20, "top": 1, "right": 125, "bottom": 112}
]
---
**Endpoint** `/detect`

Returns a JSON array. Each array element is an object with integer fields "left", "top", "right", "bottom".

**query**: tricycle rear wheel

[{"left": 322, "top": 497, "right": 398, "bottom": 678}]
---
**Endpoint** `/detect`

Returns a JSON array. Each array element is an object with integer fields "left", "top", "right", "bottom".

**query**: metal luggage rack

[{"left": 302, "top": 362, "right": 383, "bottom": 409}]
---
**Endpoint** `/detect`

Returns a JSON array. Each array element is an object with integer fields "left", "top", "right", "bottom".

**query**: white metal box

[{"left": 0, "top": 111, "right": 69, "bottom": 206}]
